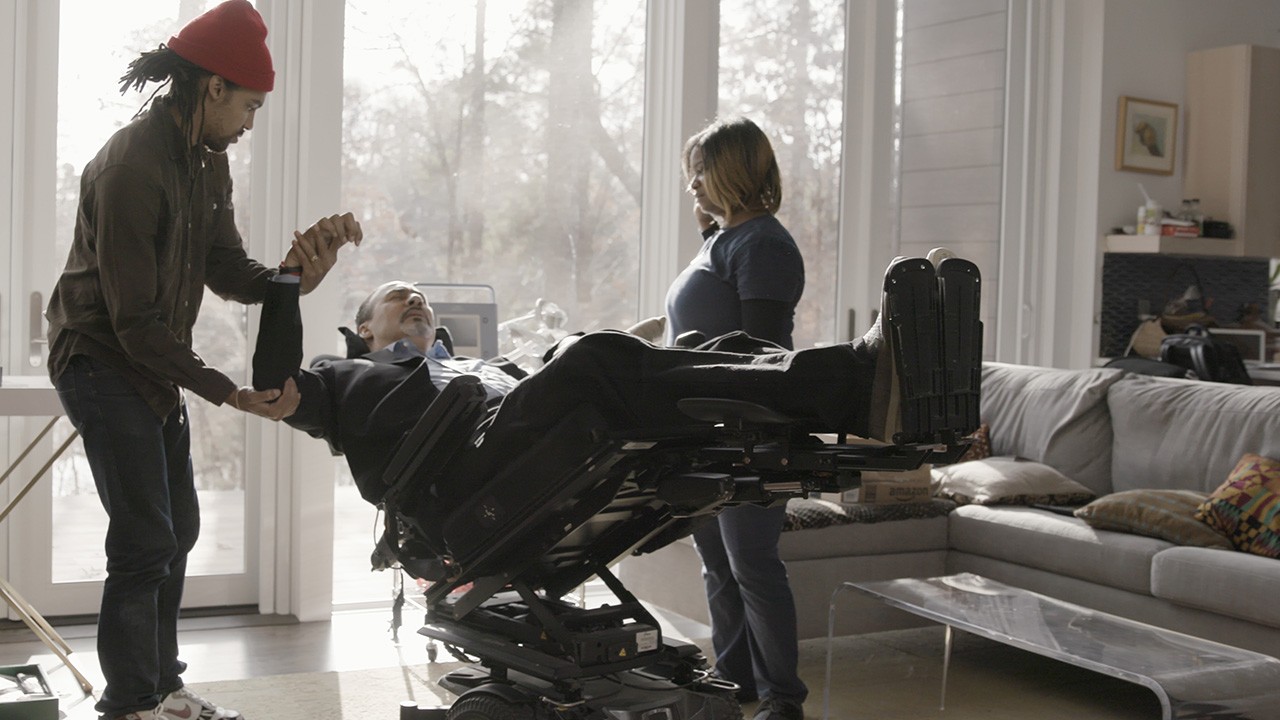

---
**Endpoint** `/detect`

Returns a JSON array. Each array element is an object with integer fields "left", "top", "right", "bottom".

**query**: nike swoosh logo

[{"left": 167, "top": 706, "right": 194, "bottom": 720}]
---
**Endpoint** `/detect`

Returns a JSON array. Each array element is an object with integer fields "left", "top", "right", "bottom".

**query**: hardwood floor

[{"left": 1, "top": 597, "right": 1163, "bottom": 719}]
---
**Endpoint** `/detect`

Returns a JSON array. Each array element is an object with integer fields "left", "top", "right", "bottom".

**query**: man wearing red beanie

[{"left": 45, "top": 2, "right": 359, "bottom": 719}]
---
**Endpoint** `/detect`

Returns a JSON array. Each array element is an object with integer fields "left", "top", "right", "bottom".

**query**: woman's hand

[
  {"left": 282, "top": 212, "right": 364, "bottom": 294},
  {"left": 692, "top": 202, "right": 718, "bottom": 234}
]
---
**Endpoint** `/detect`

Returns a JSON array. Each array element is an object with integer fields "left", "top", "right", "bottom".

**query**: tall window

[
  {"left": 335, "top": 0, "right": 646, "bottom": 604},
  {"left": 51, "top": 0, "right": 251, "bottom": 581},
  {"left": 719, "top": 0, "right": 846, "bottom": 348}
]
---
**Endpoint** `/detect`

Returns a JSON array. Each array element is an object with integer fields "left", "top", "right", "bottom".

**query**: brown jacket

[{"left": 46, "top": 99, "right": 274, "bottom": 417}]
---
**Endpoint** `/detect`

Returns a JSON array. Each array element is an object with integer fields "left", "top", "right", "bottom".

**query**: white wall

[{"left": 1097, "top": 0, "right": 1280, "bottom": 235}]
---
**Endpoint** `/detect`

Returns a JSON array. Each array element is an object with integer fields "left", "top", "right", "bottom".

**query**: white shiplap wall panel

[
  {"left": 905, "top": 13, "right": 1008, "bottom": 65},
  {"left": 902, "top": 50, "right": 1006, "bottom": 100},
  {"left": 902, "top": 89, "right": 1004, "bottom": 136},
  {"left": 899, "top": 2, "right": 1007, "bottom": 359},
  {"left": 901, "top": 127, "right": 1002, "bottom": 171},
  {"left": 900, "top": 205, "right": 1000, "bottom": 244},
  {"left": 906, "top": 0, "right": 1008, "bottom": 30},
  {"left": 902, "top": 166, "right": 1002, "bottom": 207}
]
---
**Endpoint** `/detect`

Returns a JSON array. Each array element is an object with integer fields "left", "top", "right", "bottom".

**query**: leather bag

[{"left": 1159, "top": 325, "right": 1253, "bottom": 385}]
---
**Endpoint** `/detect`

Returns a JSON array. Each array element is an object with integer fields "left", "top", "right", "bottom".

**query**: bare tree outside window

[
  {"left": 340, "top": 0, "right": 645, "bottom": 334},
  {"left": 334, "top": 0, "right": 645, "bottom": 604},
  {"left": 720, "top": 0, "right": 845, "bottom": 348}
]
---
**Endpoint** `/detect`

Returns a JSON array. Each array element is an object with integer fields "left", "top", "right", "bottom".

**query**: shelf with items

[{"left": 1104, "top": 234, "right": 1247, "bottom": 257}]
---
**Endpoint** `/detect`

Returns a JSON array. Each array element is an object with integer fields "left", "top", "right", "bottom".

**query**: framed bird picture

[{"left": 1116, "top": 96, "right": 1178, "bottom": 175}]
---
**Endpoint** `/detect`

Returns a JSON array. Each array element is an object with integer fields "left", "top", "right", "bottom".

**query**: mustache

[{"left": 401, "top": 308, "right": 430, "bottom": 322}]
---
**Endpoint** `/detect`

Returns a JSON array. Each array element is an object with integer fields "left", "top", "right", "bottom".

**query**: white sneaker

[
  {"left": 158, "top": 688, "right": 243, "bottom": 720},
  {"left": 926, "top": 246, "right": 957, "bottom": 271}
]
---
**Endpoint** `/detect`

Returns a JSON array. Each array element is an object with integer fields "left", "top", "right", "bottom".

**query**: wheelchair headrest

[
  {"left": 338, "top": 326, "right": 370, "bottom": 358},
  {"left": 336, "top": 325, "right": 455, "bottom": 359}
]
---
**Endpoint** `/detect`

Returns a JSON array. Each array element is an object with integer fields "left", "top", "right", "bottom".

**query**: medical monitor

[{"left": 1211, "top": 328, "right": 1267, "bottom": 365}]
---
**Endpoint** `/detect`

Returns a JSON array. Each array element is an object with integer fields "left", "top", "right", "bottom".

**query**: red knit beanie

[{"left": 167, "top": 0, "right": 275, "bottom": 92}]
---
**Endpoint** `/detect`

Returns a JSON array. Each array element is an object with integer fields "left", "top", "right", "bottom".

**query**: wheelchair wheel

[{"left": 445, "top": 694, "right": 537, "bottom": 720}]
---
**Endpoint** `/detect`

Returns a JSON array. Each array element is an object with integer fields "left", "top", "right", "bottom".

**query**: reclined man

[{"left": 252, "top": 253, "right": 975, "bottom": 512}]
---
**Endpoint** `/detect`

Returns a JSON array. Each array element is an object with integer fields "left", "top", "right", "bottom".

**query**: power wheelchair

[{"left": 372, "top": 258, "right": 982, "bottom": 720}]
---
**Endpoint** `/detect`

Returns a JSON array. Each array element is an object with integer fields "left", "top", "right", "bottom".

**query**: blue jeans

[
  {"left": 693, "top": 502, "right": 808, "bottom": 703},
  {"left": 55, "top": 356, "right": 196, "bottom": 717}
]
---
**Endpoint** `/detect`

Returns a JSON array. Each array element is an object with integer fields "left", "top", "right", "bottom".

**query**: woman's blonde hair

[{"left": 683, "top": 117, "right": 782, "bottom": 218}]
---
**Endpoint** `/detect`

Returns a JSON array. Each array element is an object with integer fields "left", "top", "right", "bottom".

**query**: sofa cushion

[
  {"left": 1107, "top": 375, "right": 1280, "bottom": 494},
  {"left": 980, "top": 363, "right": 1123, "bottom": 495},
  {"left": 1075, "top": 489, "right": 1231, "bottom": 549},
  {"left": 1195, "top": 453, "right": 1280, "bottom": 558},
  {"left": 949, "top": 505, "right": 1166, "bottom": 594},
  {"left": 932, "top": 457, "right": 1096, "bottom": 506},
  {"left": 1151, "top": 546, "right": 1280, "bottom": 627},
  {"left": 781, "top": 514, "right": 950, "bottom": 561}
]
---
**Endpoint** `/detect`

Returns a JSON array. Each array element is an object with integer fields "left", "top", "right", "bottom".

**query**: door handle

[{"left": 29, "top": 291, "right": 46, "bottom": 368}]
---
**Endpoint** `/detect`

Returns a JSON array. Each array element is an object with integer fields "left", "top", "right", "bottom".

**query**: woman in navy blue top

[{"left": 665, "top": 118, "right": 808, "bottom": 720}]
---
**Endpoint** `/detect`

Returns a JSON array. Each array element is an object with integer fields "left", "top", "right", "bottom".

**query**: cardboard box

[
  {"left": 814, "top": 434, "right": 936, "bottom": 505},
  {"left": 850, "top": 466, "right": 934, "bottom": 505},
  {"left": 0, "top": 665, "right": 58, "bottom": 720}
]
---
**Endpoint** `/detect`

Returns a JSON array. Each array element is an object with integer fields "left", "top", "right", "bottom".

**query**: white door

[{"left": 2, "top": 0, "right": 260, "bottom": 619}]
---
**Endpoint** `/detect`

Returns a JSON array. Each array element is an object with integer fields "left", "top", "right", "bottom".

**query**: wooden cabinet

[{"left": 1184, "top": 45, "right": 1280, "bottom": 259}]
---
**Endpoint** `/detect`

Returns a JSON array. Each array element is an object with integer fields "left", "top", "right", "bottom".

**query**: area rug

[{"left": 188, "top": 661, "right": 464, "bottom": 720}]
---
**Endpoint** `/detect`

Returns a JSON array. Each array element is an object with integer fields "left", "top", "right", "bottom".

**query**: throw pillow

[
  {"left": 784, "top": 498, "right": 849, "bottom": 531},
  {"left": 931, "top": 456, "right": 1096, "bottom": 506},
  {"left": 1195, "top": 453, "right": 1280, "bottom": 558},
  {"left": 783, "top": 498, "right": 957, "bottom": 531},
  {"left": 1074, "top": 490, "right": 1231, "bottom": 549},
  {"left": 936, "top": 423, "right": 991, "bottom": 466}
]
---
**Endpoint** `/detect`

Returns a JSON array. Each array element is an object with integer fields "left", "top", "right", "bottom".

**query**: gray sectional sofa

[{"left": 617, "top": 362, "right": 1280, "bottom": 658}]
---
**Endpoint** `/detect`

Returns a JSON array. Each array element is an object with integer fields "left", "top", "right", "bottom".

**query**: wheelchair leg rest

[
  {"left": 938, "top": 257, "right": 983, "bottom": 438},
  {"left": 882, "top": 258, "right": 943, "bottom": 444}
]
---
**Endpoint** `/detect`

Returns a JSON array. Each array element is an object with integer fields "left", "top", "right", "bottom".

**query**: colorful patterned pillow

[
  {"left": 936, "top": 423, "right": 991, "bottom": 466},
  {"left": 1195, "top": 453, "right": 1280, "bottom": 558},
  {"left": 958, "top": 423, "right": 992, "bottom": 463},
  {"left": 1075, "top": 490, "right": 1231, "bottom": 549}
]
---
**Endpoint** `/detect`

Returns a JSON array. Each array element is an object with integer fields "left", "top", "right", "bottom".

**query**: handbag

[
  {"left": 1125, "top": 318, "right": 1168, "bottom": 359},
  {"left": 1103, "top": 356, "right": 1189, "bottom": 379},
  {"left": 1159, "top": 264, "right": 1217, "bottom": 333},
  {"left": 1159, "top": 325, "right": 1253, "bottom": 385}
]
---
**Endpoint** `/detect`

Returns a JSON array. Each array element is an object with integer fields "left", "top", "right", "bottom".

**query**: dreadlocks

[{"left": 119, "top": 44, "right": 229, "bottom": 175}]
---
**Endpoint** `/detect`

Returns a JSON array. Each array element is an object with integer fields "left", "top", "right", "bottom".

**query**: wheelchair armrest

[{"left": 676, "top": 397, "right": 796, "bottom": 426}]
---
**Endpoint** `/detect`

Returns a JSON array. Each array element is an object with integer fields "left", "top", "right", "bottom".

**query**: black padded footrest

[
  {"left": 883, "top": 258, "right": 944, "bottom": 444},
  {"left": 937, "top": 258, "right": 982, "bottom": 439}
]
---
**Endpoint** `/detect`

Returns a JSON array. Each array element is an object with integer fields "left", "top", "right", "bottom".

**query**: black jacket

[{"left": 253, "top": 281, "right": 525, "bottom": 501}]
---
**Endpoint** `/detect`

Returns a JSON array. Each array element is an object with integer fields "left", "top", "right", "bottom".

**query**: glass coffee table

[{"left": 825, "top": 573, "right": 1280, "bottom": 720}]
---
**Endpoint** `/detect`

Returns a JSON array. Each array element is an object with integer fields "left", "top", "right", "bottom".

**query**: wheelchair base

[
  {"left": 430, "top": 659, "right": 741, "bottom": 720},
  {"left": 411, "top": 589, "right": 741, "bottom": 719}
]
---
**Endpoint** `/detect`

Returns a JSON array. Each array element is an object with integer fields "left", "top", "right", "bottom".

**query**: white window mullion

[
  {"left": 5, "top": 0, "right": 61, "bottom": 616},
  {"left": 253, "top": 0, "right": 345, "bottom": 621},
  {"left": 637, "top": 0, "right": 718, "bottom": 320},
  {"left": 836, "top": 0, "right": 898, "bottom": 342}
]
